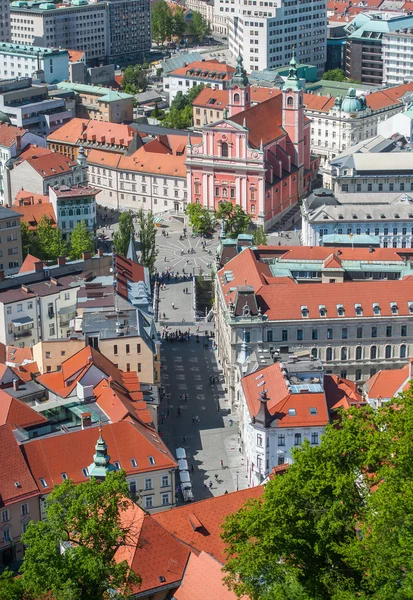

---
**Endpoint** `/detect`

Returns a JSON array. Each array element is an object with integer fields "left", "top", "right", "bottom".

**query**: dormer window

[
  {"left": 39, "top": 478, "right": 48, "bottom": 488},
  {"left": 337, "top": 304, "right": 344, "bottom": 316},
  {"left": 149, "top": 456, "right": 156, "bottom": 466},
  {"left": 301, "top": 305, "right": 309, "bottom": 318},
  {"left": 319, "top": 305, "right": 326, "bottom": 317},
  {"left": 82, "top": 468, "right": 89, "bottom": 477},
  {"left": 130, "top": 458, "right": 138, "bottom": 468},
  {"left": 373, "top": 303, "right": 380, "bottom": 315},
  {"left": 355, "top": 303, "right": 362, "bottom": 316},
  {"left": 390, "top": 302, "right": 398, "bottom": 314},
  {"left": 288, "top": 408, "right": 296, "bottom": 416},
  {"left": 114, "top": 462, "right": 121, "bottom": 470}
]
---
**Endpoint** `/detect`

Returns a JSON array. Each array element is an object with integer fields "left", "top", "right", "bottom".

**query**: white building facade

[
  {"left": 215, "top": 0, "right": 326, "bottom": 74},
  {"left": 0, "top": 43, "right": 69, "bottom": 84},
  {"left": 382, "top": 30, "right": 413, "bottom": 86}
]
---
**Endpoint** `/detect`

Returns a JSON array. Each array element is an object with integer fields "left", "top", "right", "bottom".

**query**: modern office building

[
  {"left": 0, "top": 78, "right": 73, "bottom": 136},
  {"left": 0, "top": 0, "right": 11, "bottom": 42},
  {"left": 345, "top": 12, "right": 413, "bottom": 85},
  {"left": 10, "top": 0, "right": 151, "bottom": 67},
  {"left": 382, "top": 29, "right": 413, "bottom": 86},
  {"left": 215, "top": 0, "right": 326, "bottom": 74},
  {"left": 0, "top": 43, "right": 69, "bottom": 84}
]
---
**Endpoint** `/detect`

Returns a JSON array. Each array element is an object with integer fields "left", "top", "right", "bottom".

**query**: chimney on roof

[
  {"left": 82, "top": 250, "right": 92, "bottom": 261},
  {"left": 57, "top": 256, "right": 66, "bottom": 266},
  {"left": 13, "top": 379, "right": 20, "bottom": 391},
  {"left": 255, "top": 390, "right": 272, "bottom": 428},
  {"left": 81, "top": 412, "right": 92, "bottom": 428},
  {"left": 34, "top": 261, "right": 43, "bottom": 272},
  {"left": 15, "top": 134, "right": 21, "bottom": 152},
  {"left": 50, "top": 277, "right": 59, "bottom": 286},
  {"left": 21, "top": 284, "right": 31, "bottom": 293},
  {"left": 97, "top": 248, "right": 103, "bottom": 257}
]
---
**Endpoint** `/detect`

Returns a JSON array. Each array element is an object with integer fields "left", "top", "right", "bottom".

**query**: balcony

[{"left": 12, "top": 316, "right": 34, "bottom": 338}]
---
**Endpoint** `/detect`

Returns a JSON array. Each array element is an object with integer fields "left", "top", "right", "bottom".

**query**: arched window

[
  {"left": 250, "top": 204, "right": 256, "bottom": 214},
  {"left": 370, "top": 346, "right": 377, "bottom": 360},
  {"left": 400, "top": 344, "right": 407, "bottom": 358},
  {"left": 385, "top": 345, "right": 392, "bottom": 359},
  {"left": 287, "top": 96, "right": 294, "bottom": 106},
  {"left": 221, "top": 142, "right": 229, "bottom": 157},
  {"left": 311, "top": 348, "right": 318, "bottom": 358},
  {"left": 341, "top": 347, "right": 347, "bottom": 361},
  {"left": 250, "top": 188, "right": 256, "bottom": 201},
  {"left": 222, "top": 188, "right": 227, "bottom": 198},
  {"left": 356, "top": 346, "right": 362, "bottom": 360},
  {"left": 326, "top": 347, "right": 333, "bottom": 361},
  {"left": 233, "top": 92, "right": 240, "bottom": 104}
]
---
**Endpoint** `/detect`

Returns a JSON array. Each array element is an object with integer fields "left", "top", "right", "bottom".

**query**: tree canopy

[
  {"left": 215, "top": 202, "right": 251, "bottom": 237},
  {"left": 113, "top": 211, "right": 135, "bottom": 258},
  {"left": 322, "top": 68, "right": 347, "bottom": 81},
  {"left": 0, "top": 471, "right": 140, "bottom": 600},
  {"left": 161, "top": 84, "right": 204, "bottom": 129},
  {"left": 137, "top": 209, "right": 158, "bottom": 274},
  {"left": 121, "top": 64, "right": 148, "bottom": 95},
  {"left": 186, "top": 203, "right": 214, "bottom": 235},
  {"left": 69, "top": 220, "right": 95, "bottom": 259},
  {"left": 36, "top": 215, "right": 67, "bottom": 262},
  {"left": 251, "top": 225, "right": 267, "bottom": 245},
  {"left": 151, "top": 0, "right": 174, "bottom": 44},
  {"left": 189, "top": 10, "right": 211, "bottom": 41},
  {"left": 222, "top": 388, "right": 413, "bottom": 600}
]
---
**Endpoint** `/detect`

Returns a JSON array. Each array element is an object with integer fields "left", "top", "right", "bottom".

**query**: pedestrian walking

[
  {"left": 214, "top": 474, "right": 219, "bottom": 481},
  {"left": 172, "top": 302, "right": 175, "bottom": 310},
  {"left": 191, "top": 464, "right": 194, "bottom": 473},
  {"left": 220, "top": 459, "right": 224, "bottom": 468},
  {"left": 209, "top": 480, "right": 213, "bottom": 489}
]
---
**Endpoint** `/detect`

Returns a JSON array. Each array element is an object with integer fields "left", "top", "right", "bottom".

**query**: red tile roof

[
  {"left": 304, "top": 93, "right": 335, "bottom": 112},
  {"left": 324, "top": 252, "right": 343, "bottom": 269},
  {"left": 365, "top": 83, "right": 413, "bottom": 111},
  {"left": 0, "top": 389, "right": 47, "bottom": 429},
  {"left": 13, "top": 203, "right": 57, "bottom": 231},
  {"left": 175, "top": 551, "right": 243, "bottom": 600},
  {"left": 19, "top": 254, "right": 46, "bottom": 273},
  {"left": 365, "top": 362, "right": 411, "bottom": 400},
  {"left": 22, "top": 152, "right": 76, "bottom": 178},
  {"left": 242, "top": 362, "right": 329, "bottom": 426},
  {"left": 0, "top": 123, "right": 29, "bottom": 148},
  {"left": 230, "top": 95, "right": 285, "bottom": 147},
  {"left": 47, "top": 118, "right": 89, "bottom": 144},
  {"left": 10, "top": 361, "right": 40, "bottom": 383},
  {"left": 14, "top": 144, "right": 52, "bottom": 164},
  {"left": 14, "top": 190, "right": 49, "bottom": 206},
  {"left": 67, "top": 49, "right": 85, "bottom": 63},
  {"left": 116, "top": 500, "right": 190, "bottom": 596},
  {"left": 169, "top": 60, "right": 235, "bottom": 80},
  {"left": 193, "top": 87, "right": 230, "bottom": 109},
  {"left": 21, "top": 420, "right": 177, "bottom": 491},
  {"left": 115, "top": 254, "right": 146, "bottom": 301},
  {"left": 5, "top": 345, "right": 33, "bottom": 365},
  {"left": 94, "top": 379, "right": 153, "bottom": 426},
  {"left": 152, "top": 487, "right": 264, "bottom": 563},
  {"left": 250, "top": 86, "right": 281, "bottom": 104},
  {"left": 0, "top": 423, "right": 39, "bottom": 507},
  {"left": 48, "top": 119, "right": 136, "bottom": 148},
  {"left": 324, "top": 374, "right": 364, "bottom": 413}
]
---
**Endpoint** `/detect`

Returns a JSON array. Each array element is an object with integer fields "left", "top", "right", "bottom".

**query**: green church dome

[{"left": 341, "top": 88, "right": 365, "bottom": 113}]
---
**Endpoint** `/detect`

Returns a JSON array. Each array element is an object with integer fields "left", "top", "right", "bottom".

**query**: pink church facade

[{"left": 185, "top": 56, "right": 318, "bottom": 230}]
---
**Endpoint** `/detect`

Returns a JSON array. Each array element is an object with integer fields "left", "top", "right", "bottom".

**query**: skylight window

[
  {"left": 409, "top": 302, "right": 413, "bottom": 314},
  {"left": 61, "top": 472, "right": 68, "bottom": 481},
  {"left": 355, "top": 303, "right": 362, "bottom": 316},
  {"left": 390, "top": 302, "right": 398, "bottom": 314},
  {"left": 82, "top": 468, "right": 89, "bottom": 477},
  {"left": 301, "top": 305, "right": 309, "bottom": 318},
  {"left": 288, "top": 408, "right": 296, "bottom": 416},
  {"left": 39, "top": 478, "right": 48, "bottom": 488},
  {"left": 130, "top": 458, "right": 138, "bottom": 468},
  {"left": 114, "top": 461, "right": 121, "bottom": 470},
  {"left": 310, "top": 407, "right": 317, "bottom": 415},
  {"left": 148, "top": 456, "right": 156, "bottom": 466},
  {"left": 373, "top": 303, "right": 380, "bottom": 315}
]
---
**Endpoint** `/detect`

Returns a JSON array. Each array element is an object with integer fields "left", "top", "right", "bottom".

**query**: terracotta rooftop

[
  {"left": 48, "top": 118, "right": 136, "bottom": 148},
  {"left": 241, "top": 361, "right": 330, "bottom": 426},
  {"left": 18, "top": 151, "right": 76, "bottom": 178},
  {"left": 303, "top": 93, "right": 335, "bottom": 113},
  {"left": 5, "top": 345, "right": 33, "bottom": 365},
  {"left": 10, "top": 361, "right": 40, "bottom": 383},
  {"left": 0, "top": 389, "right": 47, "bottom": 429},
  {"left": 0, "top": 423, "right": 39, "bottom": 507},
  {"left": 115, "top": 254, "right": 146, "bottom": 301},
  {"left": 192, "top": 87, "right": 229, "bottom": 109},
  {"left": 0, "top": 123, "right": 29, "bottom": 148},
  {"left": 94, "top": 378, "right": 153, "bottom": 427},
  {"left": 366, "top": 83, "right": 413, "bottom": 111},
  {"left": 169, "top": 60, "right": 235, "bottom": 80},
  {"left": 13, "top": 202, "right": 57, "bottom": 231},
  {"left": 14, "top": 144, "right": 52, "bottom": 164},
  {"left": 324, "top": 374, "right": 365, "bottom": 413},
  {"left": 115, "top": 500, "right": 190, "bottom": 596},
  {"left": 175, "top": 551, "right": 244, "bottom": 600},
  {"left": 230, "top": 94, "right": 285, "bottom": 147},
  {"left": 152, "top": 487, "right": 264, "bottom": 563},
  {"left": 21, "top": 420, "right": 177, "bottom": 491},
  {"left": 365, "top": 362, "right": 411, "bottom": 400},
  {"left": 19, "top": 254, "right": 46, "bottom": 273},
  {"left": 67, "top": 49, "right": 85, "bottom": 63},
  {"left": 14, "top": 190, "right": 49, "bottom": 206}
]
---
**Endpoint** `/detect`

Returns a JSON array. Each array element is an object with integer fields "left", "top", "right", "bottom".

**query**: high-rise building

[
  {"left": 215, "top": 0, "right": 326, "bottom": 75},
  {"left": 10, "top": 0, "right": 151, "bottom": 67},
  {"left": 0, "top": 0, "right": 11, "bottom": 42}
]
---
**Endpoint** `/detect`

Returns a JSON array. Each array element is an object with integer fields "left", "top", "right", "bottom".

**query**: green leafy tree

[
  {"left": 215, "top": 202, "right": 251, "bottom": 237},
  {"left": 69, "top": 220, "right": 95, "bottom": 259},
  {"left": 322, "top": 68, "right": 346, "bottom": 81},
  {"left": 137, "top": 209, "right": 158, "bottom": 274},
  {"left": 151, "top": 0, "right": 173, "bottom": 45},
  {"left": 189, "top": 11, "right": 211, "bottom": 41},
  {"left": 222, "top": 389, "right": 413, "bottom": 600},
  {"left": 251, "top": 225, "right": 267, "bottom": 245},
  {"left": 172, "top": 6, "right": 187, "bottom": 40},
  {"left": 0, "top": 569, "right": 25, "bottom": 600},
  {"left": 113, "top": 210, "right": 135, "bottom": 258},
  {"left": 161, "top": 84, "right": 204, "bottom": 129},
  {"left": 186, "top": 203, "right": 214, "bottom": 235},
  {"left": 122, "top": 65, "right": 148, "bottom": 94},
  {"left": 36, "top": 215, "right": 67, "bottom": 262},
  {"left": 20, "top": 220, "right": 37, "bottom": 259},
  {"left": 11, "top": 471, "right": 140, "bottom": 600}
]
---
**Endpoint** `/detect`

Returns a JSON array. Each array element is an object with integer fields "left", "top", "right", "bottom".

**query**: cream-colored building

[
  {"left": 214, "top": 242, "right": 413, "bottom": 402},
  {"left": 32, "top": 338, "right": 86, "bottom": 374}
]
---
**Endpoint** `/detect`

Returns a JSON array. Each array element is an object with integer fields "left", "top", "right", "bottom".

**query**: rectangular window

[
  {"left": 386, "top": 326, "right": 392, "bottom": 337},
  {"left": 327, "top": 328, "right": 333, "bottom": 340},
  {"left": 267, "top": 330, "right": 273, "bottom": 342},
  {"left": 144, "top": 496, "right": 153, "bottom": 509},
  {"left": 311, "top": 432, "right": 318, "bottom": 445},
  {"left": 357, "top": 327, "right": 363, "bottom": 339},
  {"left": 294, "top": 433, "right": 302, "bottom": 445},
  {"left": 126, "top": 344, "right": 130, "bottom": 354},
  {"left": 137, "top": 362, "right": 141, "bottom": 372},
  {"left": 1, "top": 510, "right": 9, "bottom": 523},
  {"left": 162, "top": 493, "right": 170, "bottom": 505},
  {"left": 257, "top": 433, "right": 263, "bottom": 447},
  {"left": 297, "top": 329, "right": 303, "bottom": 341},
  {"left": 137, "top": 344, "right": 141, "bottom": 353},
  {"left": 144, "top": 478, "right": 153, "bottom": 490},
  {"left": 21, "top": 503, "right": 29, "bottom": 516},
  {"left": 49, "top": 324, "right": 55, "bottom": 336},
  {"left": 114, "top": 344, "right": 118, "bottom": 355},
  {"left": 402, "top": 325, "right": 407, "bottom": 337},
  {"left": 282, "top": 330, "right": 288, "bottom": 341},
  {"left": 278, "top": 434, "right": 285, "bottom": 446},
  {"left": 17, "top": 303, "right": 22, "bottom": 312},
  {"left": 342, "top": 327, "right": 348, "bottom": 340},
  {"left": 312, "top": 329, "right": 318, "bottom": 340},
  {"left": 161, "top": 475, "right": 169, "bottom": 487},
  {"left": 372, "top": 326, "right": 377, "bottom": 338},
  {"left": 2, "top": 529, "right": 10, "bottom": 545}
]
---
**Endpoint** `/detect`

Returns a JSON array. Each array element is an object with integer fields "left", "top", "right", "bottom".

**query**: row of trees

[
  {"left": 223, "top": 389, "right": 413, "bottom": 600},
  {"left": 0, "top": 471, "right": 140, "bottom": 600},
  {"left": 113, "top": 209, "right": 158, "bottom": 273},
  {"left": 21, "top": 218, "right": 94, "bottom": 263},
  {"left": 186, "top": 201, "right": 267, "bottom": 244},
  {"left": 152, "top": 0, "right": 211, "bottom": 45},
  {"left": 160, "top": 83, "right": 204, "bottom": 129}
]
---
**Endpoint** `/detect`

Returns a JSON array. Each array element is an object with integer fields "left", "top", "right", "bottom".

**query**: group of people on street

[{"left": 161, "top": 328, "right": 190, "bottom": 342}]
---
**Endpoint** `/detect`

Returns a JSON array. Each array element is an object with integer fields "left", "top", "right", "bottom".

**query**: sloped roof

[
  {"left": 0, "top": 423, "right": 39, "bottom": 507},
  {"left": 192, "top": 87, "right": 229, "bottom": 109},
  {"left": 5, "top": 345, "right": 33, "bottom": 365},
  {"left": 94, "top": 378, "right": 153, "bottom": 426},
  {"left": 230, "top": 94, "right": 285, "bottom": 147},
  {"left": 324, "top": 374, "right": 364, "bottom": 412},
  {"left": 0, "top": 123, "right": 29, "bottom": 147},
  {"left": 0, "top": 389, "right": 47, "bottom": 428},
  {"left": 175, "top": 551, "right": 244, "bottom": 600},
  {"left": 365, "top": 362, "right": 410, "bottom": 399},
  {"left": 153, "top": 487, "right": 264, "bottom": 562},
  {"left": 21, "top": 420, "right": 177, "bottom": 492},
  {"left": 20, "top": 152, "right": 76, "bottom": 177},
  {"left": 47, "top": 118, "right": 89, "bottom": 144},
  {"left": 67, "top": 49, "right": 85, "bottom": 63},
  {"left": 14, "top": 190, "right": 49, "bottom": 205},
  {"left": 115, "top": 500, "right": 190, "bottom": 596},
  {"left": 169, "top": 60, "right": 235, "bottom": 80},
  {"left": 10, "top": 361, "right": 40, "bottom": 383},
  {"left": 13, "top": 203, "right": 57, "bottom": 230}
]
